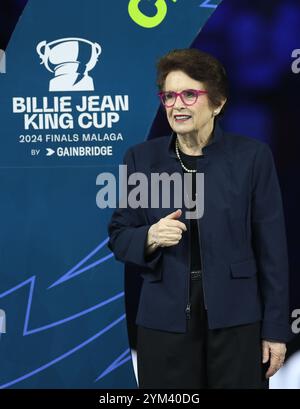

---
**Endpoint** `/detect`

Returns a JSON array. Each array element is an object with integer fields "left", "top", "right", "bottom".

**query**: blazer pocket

[{"left": 230, "top": 258, "right": 257, "bottom": 278}]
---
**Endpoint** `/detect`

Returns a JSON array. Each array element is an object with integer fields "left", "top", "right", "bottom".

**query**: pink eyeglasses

[{"left": 158, "top": 89, "right": 208, "bottom": 107}]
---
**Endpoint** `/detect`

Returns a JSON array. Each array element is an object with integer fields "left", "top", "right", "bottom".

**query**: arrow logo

[{"left": 46, "top": 148, "right": 55, "bottom": 156}]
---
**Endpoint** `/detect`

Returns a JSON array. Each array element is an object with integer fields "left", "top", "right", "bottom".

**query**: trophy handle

[
  {"left": 94, "top": 43, "right": 102, "bottom": 58},
  {"left": 36, "top": 41, "right": 53, "bottom": 73},
  {"left": 36, "top": 41, "right": 47, "bottom": 61},
  {"left": 85, "top": 42, "right": 102, "bottom": 73}
]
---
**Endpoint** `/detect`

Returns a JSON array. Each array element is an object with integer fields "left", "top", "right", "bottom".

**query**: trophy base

[{"left": 49, "top": 75, "right": 94, "bottom": 92}]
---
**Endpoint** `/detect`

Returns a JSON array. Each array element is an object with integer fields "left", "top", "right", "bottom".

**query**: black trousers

[{"left": 137, "top": 273, "right": 269, "bottom": 389}]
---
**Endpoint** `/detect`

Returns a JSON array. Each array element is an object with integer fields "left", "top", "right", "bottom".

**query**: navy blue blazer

[{"left": 108, "top": 122, "right": 290, "bottom": 342}]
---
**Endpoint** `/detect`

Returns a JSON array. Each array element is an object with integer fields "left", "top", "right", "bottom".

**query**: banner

[{"left": 0, "top": 0, "right": 221, "bottom": 389}]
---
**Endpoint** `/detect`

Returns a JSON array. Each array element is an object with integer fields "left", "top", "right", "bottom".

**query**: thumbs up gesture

[{"left": 146, "top": 209, "right": 187, "bottom": 251}]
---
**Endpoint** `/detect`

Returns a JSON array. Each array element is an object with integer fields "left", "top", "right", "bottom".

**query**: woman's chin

[{"left": 171, "top": 124, "right": 194, "bottom": 134}]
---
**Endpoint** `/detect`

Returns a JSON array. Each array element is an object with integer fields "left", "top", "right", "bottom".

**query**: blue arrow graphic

[
  {"left": 199, "top": 0, "right": 219, "bottom": 9},
  {"left": 0, "top": 313, "right": 126, "bottom": 389},
  {"left": 48, "top": 237, "right": 113, "bottom": 289}
]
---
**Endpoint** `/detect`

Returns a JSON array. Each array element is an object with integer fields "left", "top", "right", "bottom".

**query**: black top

[{"left": 178, "top": 150, "right": 203, "bottom": 272}]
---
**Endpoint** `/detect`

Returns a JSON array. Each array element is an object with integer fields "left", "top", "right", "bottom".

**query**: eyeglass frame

[{"left": 158, "top": 89, "right": 208, "bottom": 107}]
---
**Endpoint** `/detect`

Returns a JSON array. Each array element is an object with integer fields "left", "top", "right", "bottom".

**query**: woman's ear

[{"left": 214, "top": 98, "right": 227, "bottom": 116}]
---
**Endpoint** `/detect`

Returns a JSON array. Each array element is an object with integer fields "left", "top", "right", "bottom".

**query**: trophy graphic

[{"left": 36, "top": 37, "right": 102, "bottom": 92}]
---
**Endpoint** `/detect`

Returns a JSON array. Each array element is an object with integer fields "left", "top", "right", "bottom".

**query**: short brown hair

[{"left": 157, "top": 48, "right": 228, "bottom": 114}]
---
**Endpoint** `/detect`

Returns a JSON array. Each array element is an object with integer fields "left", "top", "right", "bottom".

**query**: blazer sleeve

[
  {"left": 251, "top": 143, "right": 291, "bottom": 342},
  {"left": 107, "top": 147, "right": 162, "bottom": 271}
]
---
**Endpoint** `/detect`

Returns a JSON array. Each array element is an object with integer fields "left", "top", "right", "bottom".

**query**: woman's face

[{"left": 163, "top": 70, "right": 217, "bottom": 137}]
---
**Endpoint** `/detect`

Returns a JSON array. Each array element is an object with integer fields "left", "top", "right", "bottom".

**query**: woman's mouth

[{"left": 174, "top": 114, "right": 192, "bottom": 122}]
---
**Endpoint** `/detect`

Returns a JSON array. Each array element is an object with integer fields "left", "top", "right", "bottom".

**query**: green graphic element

[{"left": 128, "top": 0, "right": 176, "bottom": 29}]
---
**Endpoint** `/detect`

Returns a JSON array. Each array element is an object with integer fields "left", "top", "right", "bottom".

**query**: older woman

[{"left": 108, "top": 49, "right": 290, "bottom": 389}]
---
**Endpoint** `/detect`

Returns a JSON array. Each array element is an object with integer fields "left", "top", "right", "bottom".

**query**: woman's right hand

[{"left": 146, "top": 209, "right": 187, "bottom": 253}]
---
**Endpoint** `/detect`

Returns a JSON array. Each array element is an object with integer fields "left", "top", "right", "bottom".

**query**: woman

[{"left": 108, "top": 49, "right": 290, "bottom": 389}]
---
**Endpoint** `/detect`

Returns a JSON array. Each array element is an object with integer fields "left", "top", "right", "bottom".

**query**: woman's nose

[{"left": 173, "top": 94, "right": 186, "bottom": 109}]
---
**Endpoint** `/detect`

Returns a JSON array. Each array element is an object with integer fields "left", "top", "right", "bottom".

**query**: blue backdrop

[{"left": 0, "top": 0, "right": 221, "bottom": 389}]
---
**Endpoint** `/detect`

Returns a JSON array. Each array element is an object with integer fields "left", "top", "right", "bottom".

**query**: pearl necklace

[{"left": 175, "top": 138, "right": 197, "bottom": 173}]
